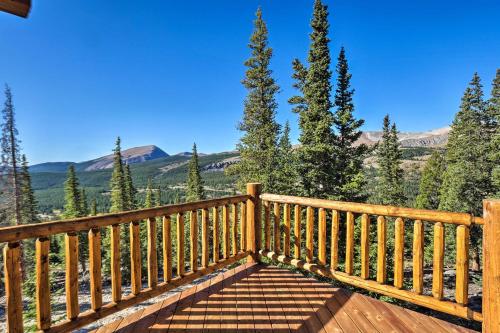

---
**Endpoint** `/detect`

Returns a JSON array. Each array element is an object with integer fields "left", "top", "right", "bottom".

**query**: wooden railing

[
  {"left": 258, "top": 193, "right": 499, "bottom": 330},
  {"left": 2, "top": 183, "right": 500, "bottom": 332},
  {"left": 0, "top": 184, "right": 261, "bottom": 333}
]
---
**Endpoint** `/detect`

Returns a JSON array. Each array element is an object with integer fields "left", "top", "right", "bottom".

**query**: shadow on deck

[{"left": 90, "top": 263, "right": 475, "bottom": 333}]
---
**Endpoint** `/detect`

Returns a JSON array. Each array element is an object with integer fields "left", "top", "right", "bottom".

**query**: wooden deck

[{"left": 89, "top": 263, "right": 475, "bottom": 333}]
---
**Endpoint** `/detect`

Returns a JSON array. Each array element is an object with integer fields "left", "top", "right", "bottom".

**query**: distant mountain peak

[
  {"left": 84, "top": 145, "right": 169, "bottom": 171},
  {"left": 355, "top": 127, "right": 450, "bottom": 148}
]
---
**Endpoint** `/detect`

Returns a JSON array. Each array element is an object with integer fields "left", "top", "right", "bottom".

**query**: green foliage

[
  {"left": 332, "top": 47, "right": 368, "bottom": 201},
  {"left": 227, "top": 7, "right": 281, "bottom": 193},
  {"left": 273, "top": 122, "right": 299, "bottom": 195},
  {"left": 290, "top": 0, "right": 336, "bottom": 198},
  {"left": 109, "top": 137, "right": 127, "bottom": 213},
  {"left": 372, "top": 115, "right": 406, "bottom": 205},
  {"left": 415, "top": 150, "right": 445, "bottom": 209},
  {"left": 490, "top": 69, "right": 500, "bottom": 196},
  {"left": 63, "top": 165, "right": 82, "bottom": 218},
  {"left": 20, "top": 154, "right": 39, "bottom": 224},
  {"left": 124, "top": 164, "right": 137, "bottom": 210},
  {"left": 186, "top": 143, "right": 205, "bottom": 202}
]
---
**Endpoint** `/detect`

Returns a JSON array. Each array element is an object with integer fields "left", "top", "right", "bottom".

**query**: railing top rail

[
  {"left": 261, "top": 193, "right": 483, "bottom": 226},
  {"left": 0, "top": 194, "right": 250, "bottom": 243}
]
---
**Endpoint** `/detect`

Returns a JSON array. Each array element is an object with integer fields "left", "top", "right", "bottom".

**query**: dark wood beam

[{"left": 0, "top": 0, "right": 31, "bottom": 18}]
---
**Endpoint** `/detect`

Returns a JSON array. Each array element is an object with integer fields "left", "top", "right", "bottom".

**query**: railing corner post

[
  {"left": 246, "top": 182, "right": 262, "bottom": 263},
  {"left": 483, "top": 199, "right": 500, "bottom": 333}
]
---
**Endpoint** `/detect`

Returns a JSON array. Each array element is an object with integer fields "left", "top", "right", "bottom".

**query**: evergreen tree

[
  {"left": 186, "top": 143, "right": 205, "bottom": 202},
  {"left": 439, "top": 73, "right": 492, "bottom": 270},
  {"left": 80, "top": 188, "right": 89, "bottom": 216},
  {"left": 63, "top": 165, "right": 82, "bottom": 218},
  {"left": 490, "top": 69, "right": 500, "bottom": 196},
  {"left": 373, "top": 115, "right": 405, "bottom": 205},
  {"left": 124, "top": 164, "right": 137, "bottom": 210},
  {"left": 144, "top": 178, "right": 156, "bottom": 208},
  {"left": 226, "top": 7, "right": 281, "bottom": 192},
  {"left": 332, "top": 47, "right": 368, "bottom": 201},
  {"left": 1, "top": 84, "right": 22, "bottom": 226},
  {"left": 90, "top": 197, "right": 97, "bottom": 216},
  {"left": 289, "top": 0, "right": 336, "bottom": 198},
  {"left": 274, "top": 121, "right": 299, "bottom": 195},
  {"left": 109, "top": 137, "right": 127, "bottom": 213},
  {"left": 20, "top": 154, "right": 38, "bottom": 224},
  {"left": 415, "top": 150, "right": 445, "bottom": 210}
]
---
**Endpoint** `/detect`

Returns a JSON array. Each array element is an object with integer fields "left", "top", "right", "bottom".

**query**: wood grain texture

[
  {"left": 413, "top": 220, "right": 424, "bottom": 294},
  {"left": 331, "top": 210, "right": 339, "bottom": 271},
  {"left": 232, "top": 203, "right": 238, "bottom": 255},
  {"left": 223, "top": 205, "right": 230, "bottom": 259},
  {"left": 377, "top": 216, "right": 387, "bottom": 284},
  {"left": 130, "top": 221, "right": 142, "bottom": 295},
  {"left": 360, "top": 213, "right": 370, "bottom": 279},
  {"left": 212, "top": 207, "right": 219, "bottom": 263},
  {"left": 4, "top": 242, "right": 24, "bottom": 333},
  {"left": 306, "top": 206, "right": 314, "bottom": 263},
  {"left": 190, "top": 210, "right": 198, "bottom": 272},
  {"left": 318, "top": 208, "right": 327, "bottom": 266},
  {"left": 36, "top": 237, "right": 51, "bottom": 330},
  {"left": 294, "top": 205, "right": 301, "bottom": 260},
  {"left": 246, "top": 183, "right": 262, "bottom": 263},
  {"left": 147, "top": 217, "right": 158, "bottom": 288},
  {"left": 483, "top": 199, "right": 500, "bottom": 332},
  {"left": 240, "top": 202, "right": 247, "bottom": 251},
  {"left": 162, "top": 216, "right": 172, "bottom": 282},
  {"left": 283, "top": 203, "right": 291, "bottom": 256},
  {"left": 456, "top": 225, "right": 469, "bottom": 305},
  {"left": 433, "top": 222, "right": 444, "bottom": 299},
  {"left": 110, "top": 224, "right": 121, "bottom": 303},
  {"left": 264, "top": 201, "right": 271, "bottom": 251},
  {"left": 89, "top": 228, "right": 102, "bottom": 310},
  {"left": 202, "top": 208, "right": 209, "bottom": 268},
  {"left": 65, "top": 233, "right": 79, "bottom": 319},
  {"left": 177, "top": 213, "right": 185, "bottom": 277},
  {"left": 394, "top": 217, "right": 404, "bottom": 289},
  {"left": 273, "top": 202, "right": 281, "bottom": 254},
  {"left": 346, "top": 212, "right": 354, "bottom": 275}
]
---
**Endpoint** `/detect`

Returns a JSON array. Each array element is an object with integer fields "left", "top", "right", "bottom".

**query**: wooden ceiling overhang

[{"left": 0, "top": 0, "right": 31, "bottom": 18}]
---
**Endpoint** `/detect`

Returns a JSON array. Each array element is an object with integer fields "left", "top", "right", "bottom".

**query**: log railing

[
  {"left": 259, "top": 193, "right": 489, "bottom": 324},
  {"left": 0, "top": 185, "right": 261, "bottom": 333}
]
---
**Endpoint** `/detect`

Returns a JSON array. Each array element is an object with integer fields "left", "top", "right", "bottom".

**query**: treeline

[{"left": 228, "top": 1, "right": 500, "bottom": 274}]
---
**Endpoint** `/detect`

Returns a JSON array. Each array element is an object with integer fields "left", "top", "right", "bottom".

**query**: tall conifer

[
  {"left": 227, "top": 7, "right": 280, "bottom": 192},
  {"left": 490, "top": 69, "right": 500, "bottom": 196},
  {"left": 20, "top": 154, "right": 38, "bottom": 224},
  {"left": 186, "top": 143, "right": 205, "bottom": 202},
  {"left": 290, "top": 0, "right": 336, "bottom": 198},
  {"left": 124, "top": 164, "right": 137, "bottom": 210},
  {"left": 415, "top": 150, "right": 445, "bottom": 210},
  {"left": 109, "top": 137, "right": 126, "bottom": 213},
  {"left": 332, "top": 47, "right": 367, "bottom": 201},
  {"left": 274, "top": 122, "right": 299, "bottom": 195},
  {"left": 63, "top": 165, "right": 82, "bottom": 218}
]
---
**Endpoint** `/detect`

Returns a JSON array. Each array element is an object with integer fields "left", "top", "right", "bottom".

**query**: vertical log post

[
  {"left": 202, "top": 208, "right": 209, "bottom": 268},
  {"left": 273, "top": 202, "right": 281, "bottom": 254},
  {"left": 89, "top": 228, "right": 102, "bottom": 310},
  {"left": 110, "top": 224, "right": 121, "bottom": 303},
  {"left": 306, "top": 206, "right": 314, "bottom": 263},
  {"left": 147, "top": 217, "right": 158, "bottom": 288},
  {"left": 246, "top": 183, "right": 262, "bottom": 263},
  {"left": 232, "top": 203, "right": 238, "bottom": 255},
  {"left": 177, "top": 213, "right": 185, "bottom": 277},
  {"left": 240, "top": 203, "right": 247, "bottom": 251},
  {"left": 284, "top": 203, "right": 291, "bottom": 257},
  {"left": 65, "top": 232, "right": 79, "bottom": 319},
  {"left": 432, "top": 222, "right": 444, "bottom": 299},
  {"left": 345, "top": 212, "right": 354, "bottom": 275},
  {"left": 264, "top": 201, "right": 271, "bottom": 251},
  {"left": 190, "top": 211, "right": 198, "bottom": 272},
  {"left": 36, "top": 238, "right": 51, "bottom": 330},
  {"left": 331, "top": 210, "right": 339, "bottom": 271},
  {"left": 412, "top": 220, "right": 424, "bottom": 294},
  {"left": 360, "top": 213, "right": 370, "bottom": 279},
  {"left": 163, "top": 216, "right": 172, "bottom": 282},
  {"left": 294, "top": 205, "right": 301, "bottom": 260},
  {"left": 212, "top": 207, "right": 220, "bottom": 263},
  {"left": 223, "top": 205, "right": 230, "bottom": 259},
  {"left": 318, "top": 208, "right": 327, "bottom": 266},
  {"left": 483, "top": 199, "right": 500, "bottom": 332},
  {"left": 394, "top": 217, "right": 404, "bottom": 289},
  {"left": 130, "top": 221, "right": 141, "bottom": 295},
  {"left": 4, "top": 242, "right": 24, "bottom": 333},
  {"left": 376, "top": 216, "right": 386, "bottom": 284}
]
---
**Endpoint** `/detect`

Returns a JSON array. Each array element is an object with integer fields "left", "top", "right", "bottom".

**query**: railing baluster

[
  {"left": 273, "top": 202, "right": 281, "bottom": 254},
  {"left": 346, "top": 212, "right": 354, "bottom": 275},
  {"left": 212, "top": 207, "right": 219, "bottom": 263},
  {"left": 433, "top": 222, "right": 444, "bottom": 299},
  {"left": 361, "top": 213, "right": 370, "bottom": 279},
  {"left": 318, "top": 208, "right": 327, "bottom": 266},
  {"left": 190, "top": 210, "right": 198, "bottom": 272},
  {"left": 202, "top": 208, "right": 209, "bottom": 268},
  {"left": 413, "top": 220, "right": 424, "bottom": 294},
  {"left": 331, "top": 210, "right": 339, "bottom": 270},
  {"left": 456, "top": 225, "right": 469, "bottom": 305},
  {"left": 147, "top": 217, "right": 158, "bottom": 288},
  {"left": 306, "top": 206, "right": 314, "bottom": 263},
  {"left": 223, "top": 205, "right": 230, "bottom": 259},
  {"left": 232, "top": 203, "right": 238, "bottom": 255},
  {"left": 264, "top": 201, "right": 271, "bottom": 251},
  {"left": 65, "top": 232, "right": 79, "bottom": 319},
  {"left": 294, "top": 205, "right": 301, "bottom": 260},
  {"left": 163, "top": 216, "right": 172, "bottom": 282},
  {"left": 3, "top": 242, "right": 23, "bottom": 333},
  {"left": 377, "top": 216, "right": 386, "bottom": 283},
  {"left": 177, "top": 213, "right": 185, "bottom": 277},
  {"left": 110, "top": 224, "right": 121, "bottom": 302},
  {"left": 284, "top": 203, "right": 291, "bottom": 257},
  {"left": 240, "top": 202, "right": 247, "bottom": 251},
  {"left": 89, "top": 228, "right": 102, "bottom": 310},
  {"left": 130, "top": 221, "right": 141, "bottom": 295},
  {"left": 394, "top": 217, "right": 404, "bottom": 289},
  {"left": 36, "top": 237, "right": 51, "bottom": 330}
]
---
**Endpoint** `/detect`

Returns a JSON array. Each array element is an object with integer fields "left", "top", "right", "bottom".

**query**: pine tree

[
  {"left": 186, "top": 143, "right": 205, "bottom": 202},
  {"left": 124, "top": 164, "right": 137, "bottom": 210},
  {"left": 80, "top": 188, "right": 89, "bottom": 216},
  {"left": 274, "top": 122, "right": 299, "bottom": 195},
  {"left": 332, "top": 47, "right": 368, "bottom": 201},
  {"left": 439, "top": 73, "right": 492, "bottom": 270},
  {"left": 373, "top": 115, "right": 405, "bottom": 205},
  {"left": 415, "top": 150, "right": 446, "bottom": 210},
  {"left": 109, "top": 137, "right": 127, "bottom": 213},
  {"left": 90, "top": 197, "right": 97, "bottom": 216},
  {"left": 144, "top": 178, "right": 156, "bottom": 208},
  {"left": 289, "top": 0, "right": 336, "bottom": 198},
  {"left": 490, "top": 69, "right": 500, "bottom": 196},
  {"left": 20, "top": 154, "right": 38, "bottom": 224},
  {"left": 226, "top": 7, "right": 281, "bottom": 192},
  {"left": 1, "top": 84, "right": 22, "bottom": 226},
  {"left": 63, "top": 165, "right": 82, "bottom": 218}
]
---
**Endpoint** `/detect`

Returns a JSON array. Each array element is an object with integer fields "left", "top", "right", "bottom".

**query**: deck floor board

[{"left": 91, "top": 263, "right": 476, "bottom": 333}]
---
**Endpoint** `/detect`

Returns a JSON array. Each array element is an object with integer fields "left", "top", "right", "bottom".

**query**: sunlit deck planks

[{"left": 89, "top": 263, "right": 475, "bottom": 333}]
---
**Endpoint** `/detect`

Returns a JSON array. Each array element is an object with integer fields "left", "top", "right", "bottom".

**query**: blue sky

[{"left": 1, "top": 1, "right": 499, "bottom": 164}]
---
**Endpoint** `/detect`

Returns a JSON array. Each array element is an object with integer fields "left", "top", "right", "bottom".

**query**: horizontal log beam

[
  {"left": 0, "top": 0, "right": 30, "bottom": 18},
  {"left": 261, "top": 193, "right": 481, "bottom": 226},
  {"left": 43, "top": 251, "right": 250, "bottom": 333},
  {"left": 260, "top": 250, "right": 483, "bottom": 322},
  {"left": 0, "top": 195, "right": 250, "bottom": 243}
]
